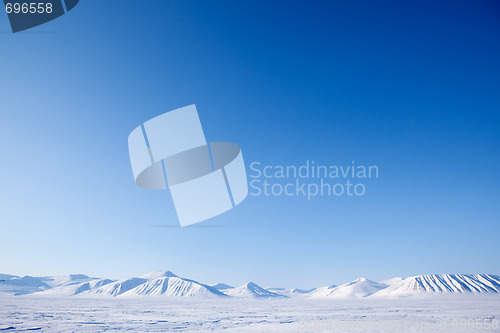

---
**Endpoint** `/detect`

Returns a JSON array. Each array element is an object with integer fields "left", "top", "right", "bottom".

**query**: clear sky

[{"left": 0, "top": 0, "right": 499, "bottom": 289}]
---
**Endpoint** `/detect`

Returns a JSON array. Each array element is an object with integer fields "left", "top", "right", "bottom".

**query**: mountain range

[{"left": 1, "top": 272, "right": 499, "bottom": 299}]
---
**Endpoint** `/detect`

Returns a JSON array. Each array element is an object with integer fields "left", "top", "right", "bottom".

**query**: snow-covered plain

[{"left": 0, "top": 296, "right": 499, "bottom": 332}]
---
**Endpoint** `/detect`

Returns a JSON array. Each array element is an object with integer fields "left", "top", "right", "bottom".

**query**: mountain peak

[
  {"left": 211, "top": 283, "right": 233, "bottom": 291},
  {"left": 68, "top": 274, "right": 90, "bottom": 280},
  {"left": 353, "top": 277, "right": 367, "bottom": 283},
  {"left": 140, "top": 271, "right": 178, "bottom": 280}
]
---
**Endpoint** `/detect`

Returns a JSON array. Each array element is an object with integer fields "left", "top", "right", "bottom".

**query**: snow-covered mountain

[
  {"left": 2, "top": 272, "right": 500, "bottom": 299},
  {"left": 0, "top": 274, "right": 106, "bottom": 296},
  {"left": 371, "top": 274, "right": 500, "bottom": 298},
  {"left": 139, "top": 270, "right": 178, "bottom": 280},
  {"left": 304, "top": 284, "right": 336, "bottom": 298},
  {"left": 39, "top": 274, "right": 97, "bottom": 288},
  {"left": 211, "top": 283, "right": 234, "bottom": 291},
  {"left": 268, "top": 287, "right": 316, "bottom": 297},
  {"left": 28, "top": 274, "right": 115, "bottom": 297},
  {"left": 35, "top": 279, "right": 115, "bottom": 296},
  {"left": 86, "top": 278, "right": 147, "bottom": 297},
  {"left": 121, "top": 276, "right": 226, "bottom": 298},
  {"left": 0, "top": 274, "right": 18, "bottom": 280},
  {"left": 309, "top": 278, "right": 387, "bottom": 298},
  {"left": 224, "top": 282, "right": 286, "bottom": 298},
  {"left": 0, "top": 276, "right": 50, "bottom": 295},
  {"left": 379, "top": 277, "right": 404, "bottom": 286},
  {"left": 83, "top": 270, "right": 224, "bottom": 298}
]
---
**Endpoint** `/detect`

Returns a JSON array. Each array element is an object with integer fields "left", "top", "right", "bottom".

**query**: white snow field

[{"left": 0, "top": 296, "right": 499, "bottom": 332}]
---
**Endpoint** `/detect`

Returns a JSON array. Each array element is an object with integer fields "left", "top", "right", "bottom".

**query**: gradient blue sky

[{"left": 1, "top": 1, "right": 499, "bottom": 289}]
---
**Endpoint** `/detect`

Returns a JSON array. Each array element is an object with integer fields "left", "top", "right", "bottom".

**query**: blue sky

[{"left": 0, "top": 0, "right": 499, "bottom": 289}]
